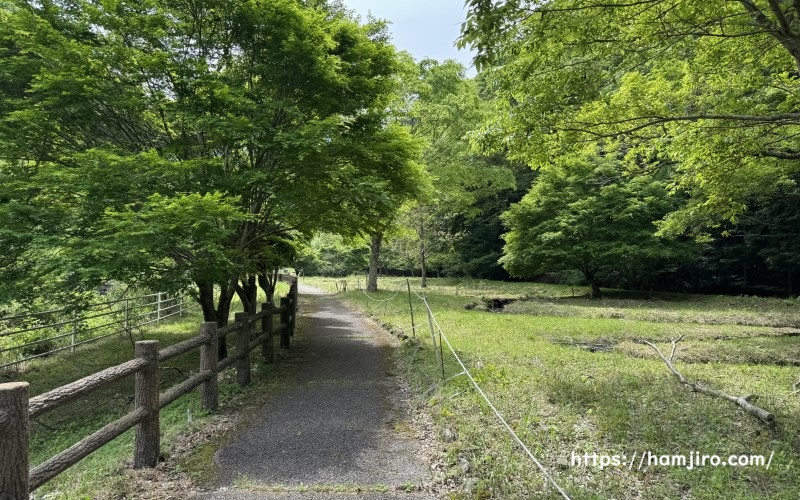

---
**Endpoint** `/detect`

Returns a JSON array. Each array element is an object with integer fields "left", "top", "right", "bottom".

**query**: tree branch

[
  {"left": 560, "top": 113, "right": 800, "bottom": 138},
  {"left": 642, "top": 338, "right": 775, "bottom": 424}
]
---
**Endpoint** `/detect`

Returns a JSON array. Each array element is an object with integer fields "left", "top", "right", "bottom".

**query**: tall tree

[
  {"left": 0, "top": 0, "right": 421, "bottom": 331},
  {"left": 398, "top": 59, "right": 516, "bottom": 284}
]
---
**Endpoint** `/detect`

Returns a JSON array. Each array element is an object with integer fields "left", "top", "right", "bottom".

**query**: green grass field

[{"left": 305, "top": 276, "right": 800, "bottom": 499}]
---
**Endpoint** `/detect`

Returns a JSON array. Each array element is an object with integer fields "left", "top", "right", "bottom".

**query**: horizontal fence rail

[
  {"left": 0, "top": 279, "right": 298, "bottom": 498},
  {"left": 0, "top": 292, "right": 193, "bottom": 370}
]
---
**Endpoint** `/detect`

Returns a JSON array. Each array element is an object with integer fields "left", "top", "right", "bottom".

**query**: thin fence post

[
  {"left": 0, "top": 382, "right": 30, "bottom": 498},
  {"left": 406, "top": 278, "right": 416, "bottom": 338},
  {"left": 280, "top": 297, "right": 291, "bottom": 349},
  {"left": 262, "top": 302, "right": 274, "bottom": 363},
  {"left": 423, "top": 294, "right": 445, "bottom": 380},
  {"left": 134, "top": 340, "right": 160, "bottom": 468},
  {"left": 200, "top": 322, "right": 219, "bottom": 411},
  {"left": 178, "top": 295, "right": 183, "bottom": 318},
  {"left": 156, "top": 293, "right": 162, "bottom": 322},
  {"left": 124, "top": 298, "right": 129, "bottom": 333},
  {"left": 234, "top": 312, "right": 251, "bottom": 387}
]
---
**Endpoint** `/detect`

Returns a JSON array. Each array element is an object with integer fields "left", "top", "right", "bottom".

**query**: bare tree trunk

[
  {"left": 583, "top": 268, "right": 601, "bottom": 299},
  {"left": 235, "top": 274, "right": 258, "bottom": 315},
  {"left": 196, "top": 281, "right": 217, "bottom": 324},
  {"left": 216, "top": 280, "right": 236, "bottom": 359},
  {"left": 367, "top": 232, "right": 382, "bottom": 292},
  {"left": 258, "top": 267, "right": 279, "bottom": 303}
]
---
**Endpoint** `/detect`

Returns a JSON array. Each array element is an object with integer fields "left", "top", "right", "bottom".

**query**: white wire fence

[{"left": 0, "top": 292, "right": 193, "bottom": 370}]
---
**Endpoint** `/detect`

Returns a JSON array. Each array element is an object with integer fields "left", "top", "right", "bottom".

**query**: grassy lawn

[
  {"left": 0, "top": 284, "right": 289, "bottom": 499},
  {"left": 305, "top": 276, "right": 800, "bottom": 499}
]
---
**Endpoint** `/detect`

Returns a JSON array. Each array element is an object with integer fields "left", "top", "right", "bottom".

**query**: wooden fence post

[
  {"left": 262, "top": 302, "right": 274, "bottom": 363},
  {"left": 234, "top": 312, "right": 251, "bottom": 387},
  {"left": 134, "top": 340, "right": 160, "bottom": 468},
  {"left": 280, "top": 297, "right": 291, "bottom": 349},
  {"left": 0, "top": 382, "right": 29, "bottom": 498},
  {"left": 290, "top": 281, "right": 298, "bottom": 337},
  {"left": 200, "top": 322, "right": 219, "bottom": 412}
]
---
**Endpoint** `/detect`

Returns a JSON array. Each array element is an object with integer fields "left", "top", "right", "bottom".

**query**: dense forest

[{"left": 2, "top": 0, "right": 800, "bottom": 325}]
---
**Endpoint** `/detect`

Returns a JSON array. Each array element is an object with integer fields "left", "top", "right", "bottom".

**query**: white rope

[
  {"left": 416, "top": 293, "right": 573, "bottom": 500},
  {"left": 359, "top": 281, "right": 405, "bottom": 302}
]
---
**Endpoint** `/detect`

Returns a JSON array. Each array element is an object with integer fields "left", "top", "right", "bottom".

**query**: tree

[
  {"left": 500, "top": 154, "right": 698, "bottom": 297},
  {"left": 460, "top": 0, "right": 800, "bottom": 236},
  {"left": 0, "top": 0, "right": 422, "bottom": 335},
  {"left": 345, "top": 123, "right": 426, "bottom": 292},
  {"left": 397, "top": 59, "right": 516, "bottom": 285}
]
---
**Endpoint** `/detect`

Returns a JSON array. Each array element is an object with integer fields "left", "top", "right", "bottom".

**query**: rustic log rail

[{"left": 0, "top": 279, "right": 298, "bottom": 498}]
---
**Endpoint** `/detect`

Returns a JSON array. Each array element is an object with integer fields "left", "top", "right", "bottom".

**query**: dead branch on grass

[
  {"left": 793, "top": 377, "right": 800, "bottom": 395},
  {"left": 642, "top": 336, "right": 775, "bottom": 424}
]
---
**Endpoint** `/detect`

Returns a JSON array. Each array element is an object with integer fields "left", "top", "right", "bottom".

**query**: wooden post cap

[
  {"left": 0, "top": 382, "right": 29, "bottom": 390},
  {"left": 0, "top": 382, "right": 29, "bottom": 434}
]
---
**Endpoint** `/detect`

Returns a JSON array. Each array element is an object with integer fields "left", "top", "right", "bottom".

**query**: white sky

[{"left": 342, "top": 0, "right": 477, "bottom": 75}]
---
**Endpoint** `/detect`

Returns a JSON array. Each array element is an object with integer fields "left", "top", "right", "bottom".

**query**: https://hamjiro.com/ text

[{"left": 571, "top": 450, "right": 774, "bottom": 471}]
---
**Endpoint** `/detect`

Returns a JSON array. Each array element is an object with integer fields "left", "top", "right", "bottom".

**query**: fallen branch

[
  {"left": 643, "top": 337, "right": 775, "bottom": 424},
  {"left": 793, "top": 377, "right": 800, "bottom": 395}
]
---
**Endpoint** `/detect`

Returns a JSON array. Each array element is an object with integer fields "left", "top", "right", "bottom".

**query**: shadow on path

[{"left": 199, "top": 286, "right": 432, "bottom": 499}]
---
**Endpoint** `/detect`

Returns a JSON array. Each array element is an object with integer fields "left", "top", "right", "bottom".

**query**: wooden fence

[{"left": 0, "top": 280, "right": 298, "bottom": 498}]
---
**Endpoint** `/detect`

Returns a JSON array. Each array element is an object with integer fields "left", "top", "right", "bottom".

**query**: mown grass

[
  {"left": 306, "top": 276, "right": 800, "bottom": 499},
  {"left": 1, "top": 284, "right": 290, "bottom": 499}
]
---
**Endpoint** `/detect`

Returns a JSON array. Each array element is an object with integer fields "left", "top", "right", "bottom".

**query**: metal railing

[{"left": 0, "top": 293, "right": 192, "bottom": 370}]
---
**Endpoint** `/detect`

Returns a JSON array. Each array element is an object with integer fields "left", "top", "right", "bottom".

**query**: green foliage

[
  {"left": 385, "top": 59, "right": 519, "bottom": 279},
  {"left": 0, "top": 0, "right": 425, "bottom": 312},
  {"left": 460, "top": 0, "right": 800, "bottom": 236},
  {"left": 500, "top": 154, "right": 698, "bottom": 291},
  {"left": 296, "top": 233, "right": 369, "bottom": 277}
]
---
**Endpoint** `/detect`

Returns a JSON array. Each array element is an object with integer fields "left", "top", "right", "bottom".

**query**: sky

[{"left": 342, "top": 0, "right": 477, "bottom": 75}]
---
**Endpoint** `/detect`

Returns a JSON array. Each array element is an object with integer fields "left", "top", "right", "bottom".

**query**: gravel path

[{"left": 198, "top": 286, "right": 432, "bottom": 499}]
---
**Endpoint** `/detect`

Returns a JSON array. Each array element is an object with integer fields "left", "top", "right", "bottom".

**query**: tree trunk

[
  {"left": 216, "top": 281, "right": 236, "bottom": 359},
  {"left": 583, "top": 269, "right": 602, "bottom": 299},
  {"left": 235, "top": 274, "right": 258, "bottom": 315},
  {"left": 196, "top": 279, "right": 235, "bottom": 359},
  {"left": 258, "top": 267, "right": 279, "bottom": 303},
  {"left": 367, "top": 232, "right": 382, "bottom": 292},
  {"left": 196, "top": 281, "right": 217, "bottom": 324}
]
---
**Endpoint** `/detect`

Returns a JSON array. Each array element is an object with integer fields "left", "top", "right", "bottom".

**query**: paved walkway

[{"left": 199, "top": 286, "right": 432, "bottom": 499}]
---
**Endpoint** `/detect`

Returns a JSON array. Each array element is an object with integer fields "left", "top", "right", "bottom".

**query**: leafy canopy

[{"left": 460, "top": 0, "right": 800, "bottom": 236}]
